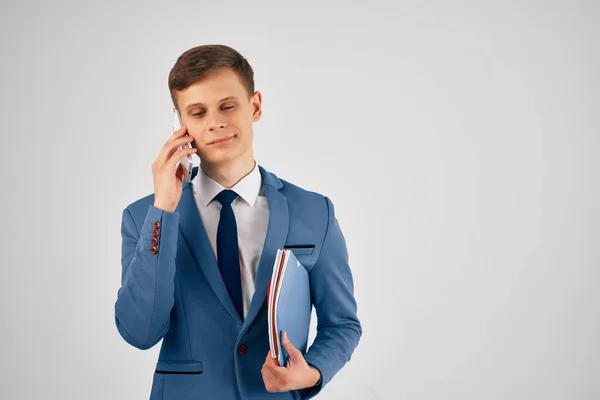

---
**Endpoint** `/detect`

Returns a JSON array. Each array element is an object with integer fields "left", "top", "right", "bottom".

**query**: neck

[{"left": 200, "top": 150, "right": 256, "bottom": 189}]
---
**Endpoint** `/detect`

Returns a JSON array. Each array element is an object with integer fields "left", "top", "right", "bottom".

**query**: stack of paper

[{"left": 267, "top": 249, "right": 312, "bottom": 367}]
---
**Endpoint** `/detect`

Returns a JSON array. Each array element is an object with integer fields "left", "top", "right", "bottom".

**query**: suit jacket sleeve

[
  {"left": 300, "top": 196, "right": 363, "bottom": 398},
  {"left": 114, "top": 204, "right": 179, "bottom": 350}
]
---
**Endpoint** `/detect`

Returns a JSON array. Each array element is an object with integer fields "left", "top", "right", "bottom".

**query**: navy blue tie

[{"left": 215, "top": 189, "right": 244, "bottom": 320}]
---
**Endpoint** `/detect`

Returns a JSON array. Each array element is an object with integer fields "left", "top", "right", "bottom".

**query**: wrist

[
  {"left": 309, "top": 366, "right": 321, "bottom": 386},
  {"left": 153, "top": 201, "right": 176, "bottom": 213}
]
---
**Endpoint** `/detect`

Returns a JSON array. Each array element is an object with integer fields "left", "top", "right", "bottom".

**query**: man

[{"left": 114, "top": 44, "right": 362, "bottom": 399}]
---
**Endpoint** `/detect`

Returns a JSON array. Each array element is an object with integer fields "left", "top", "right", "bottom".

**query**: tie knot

[{"left": 215, "top": 189, "right": 238, "bottom": 206}]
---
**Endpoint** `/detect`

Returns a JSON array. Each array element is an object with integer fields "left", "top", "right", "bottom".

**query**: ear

[{"left": 252, "top": 91, "right": 262, "bottom": 122}]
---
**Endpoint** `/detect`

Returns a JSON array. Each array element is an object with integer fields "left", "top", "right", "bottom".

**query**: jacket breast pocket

[{"left": 283, "top": 245, "right": 315, "bottom": 256}]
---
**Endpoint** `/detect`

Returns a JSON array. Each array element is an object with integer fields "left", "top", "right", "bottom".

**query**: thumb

[
  {"left": 175, "top": 162, "right": 185, "bottom": 182},
  {"left": 281, "top": 331, "right": 301, "bottom": 361}
]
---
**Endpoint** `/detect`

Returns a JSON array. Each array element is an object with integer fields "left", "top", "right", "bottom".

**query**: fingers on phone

[
  {"left": 174, "top": 136, "right": 194, "bottom": 149},
  {"left": 167, "top": 134, "right": 192, "bottom": 152},
  {"left": 170, "top": 147, "right": 197, "bottom": 166},
  {"left": 170, "top": 124, "right": 187, "bottom": 139}
]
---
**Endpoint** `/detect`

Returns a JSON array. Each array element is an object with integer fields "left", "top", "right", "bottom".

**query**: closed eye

[{"left": 191, "top": 106, "right": 234, "bottom": 117}]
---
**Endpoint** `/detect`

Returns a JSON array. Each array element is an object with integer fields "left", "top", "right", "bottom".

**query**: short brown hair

[{"left": 168, "top": 44, "right": 255, "bottom": 110}]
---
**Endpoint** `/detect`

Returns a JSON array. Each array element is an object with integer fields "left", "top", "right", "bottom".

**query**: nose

[{"left": 208, "top": 118, "right": 227, "bottom": 131}]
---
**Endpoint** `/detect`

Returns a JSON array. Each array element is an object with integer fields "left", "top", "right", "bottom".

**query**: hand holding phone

[
  {"left": 173, "top": 109, "right": 195, "bottom": 183},
  {"left": 151, "top": 110, "right": 198, "bottom": 212}
]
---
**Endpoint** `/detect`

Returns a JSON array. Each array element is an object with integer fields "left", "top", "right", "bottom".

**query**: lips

[{"left": 208, "top": 135, "right": 235, "bottom": 145}]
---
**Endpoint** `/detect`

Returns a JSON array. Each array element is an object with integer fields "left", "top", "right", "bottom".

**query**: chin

[
  {"left": 201, "top": 151, "right": 241, "bottom": 166},
  {"left": 201, "top": 140, "right": 252, "bottom": 165}
]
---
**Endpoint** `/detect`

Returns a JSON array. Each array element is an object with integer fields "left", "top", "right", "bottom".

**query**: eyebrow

[{"left": 185, "top": 96, "right": 239, "bottom": 111}]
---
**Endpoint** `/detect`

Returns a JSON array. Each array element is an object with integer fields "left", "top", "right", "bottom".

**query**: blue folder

[{"left": 268, "top": 249, "right": 312, "bottom": 367}]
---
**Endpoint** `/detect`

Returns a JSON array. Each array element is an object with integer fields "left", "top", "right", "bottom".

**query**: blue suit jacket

[{"left": 114, "top": 165, "right": 362, "bottom": 399}]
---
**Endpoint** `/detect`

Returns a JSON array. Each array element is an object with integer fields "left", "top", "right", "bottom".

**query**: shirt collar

[{"left": 192, "top": 161, "right": 262, "bottom": 207}]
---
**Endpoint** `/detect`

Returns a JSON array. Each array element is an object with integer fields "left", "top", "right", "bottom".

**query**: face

[{"left": 173, "top": 67, "right": 262, "bottom": 166}]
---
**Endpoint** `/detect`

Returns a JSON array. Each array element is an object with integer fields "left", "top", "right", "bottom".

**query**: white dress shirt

[{"left": 190, "top": 161, "right": 270, "bottom": 319}]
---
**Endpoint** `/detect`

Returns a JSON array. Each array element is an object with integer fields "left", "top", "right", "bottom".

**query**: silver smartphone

[{"left": 173, "top": 109, "right": 194, "bottom": 182}]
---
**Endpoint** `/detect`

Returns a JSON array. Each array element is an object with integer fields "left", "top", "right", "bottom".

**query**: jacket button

[
  {"left": 238, "top": 344, "right": 247, "bottom": 355},
  {"left": 154, "top": 221, "right": 160, "bottom": 229},
  {"left": 151, "top": 246, "right": 158, "bottom": 255},
  {"left": 152, "top": 237, "right": 158, "bottom": 246},
  {"left": 152, "top": 229, "right": 159, "bottom": 238}
]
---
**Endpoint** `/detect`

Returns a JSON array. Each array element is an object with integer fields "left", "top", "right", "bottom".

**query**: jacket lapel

[
  {"left": 241, "top": 166, "right": 288, "bottom": 334},
  {"left": 177, "top": 165, "right": 289, "bottom": 332},
  {"left": 177, "top": 167, "right": 243, "bottom": 325}
]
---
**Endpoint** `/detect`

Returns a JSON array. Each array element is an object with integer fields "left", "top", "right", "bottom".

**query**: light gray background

[{"left": 1, "top": 1, "right": 598, "bottom": 399}]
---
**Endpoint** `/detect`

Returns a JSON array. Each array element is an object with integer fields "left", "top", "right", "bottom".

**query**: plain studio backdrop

[{"left": 1, "top": 1, "right": 598, "bottom": 399}]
